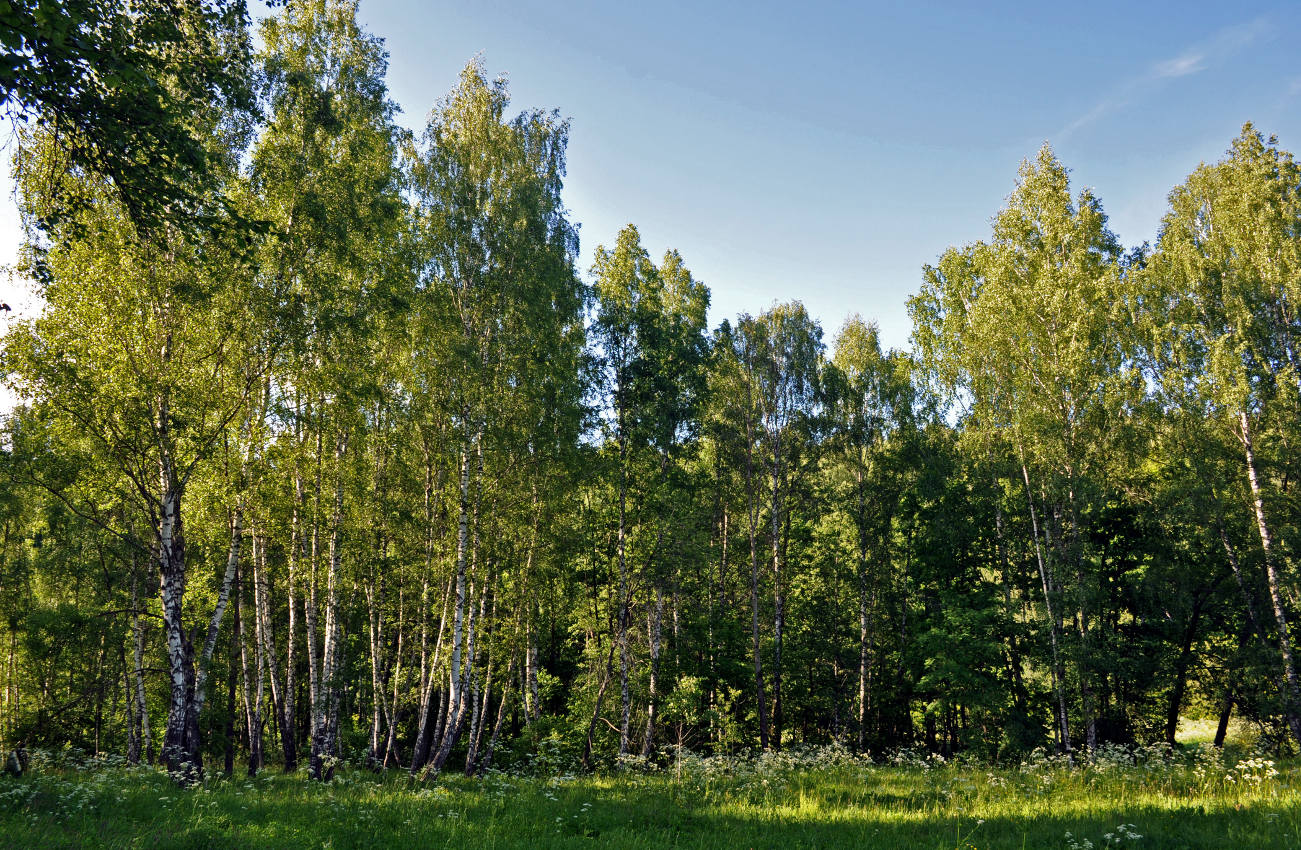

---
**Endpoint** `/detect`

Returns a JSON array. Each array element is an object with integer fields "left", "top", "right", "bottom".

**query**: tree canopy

[{"left": 2, "top": 2, "right": 1301, "bottom": 781}]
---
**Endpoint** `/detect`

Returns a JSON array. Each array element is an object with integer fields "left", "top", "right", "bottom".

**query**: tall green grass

[{"left": 0, "top": 744, "right": 1297, "bottom": 849}]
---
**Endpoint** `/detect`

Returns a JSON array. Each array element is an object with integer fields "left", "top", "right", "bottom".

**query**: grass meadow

[{"left": 0, "top": 741, "right": 1298, "bottom": 849}]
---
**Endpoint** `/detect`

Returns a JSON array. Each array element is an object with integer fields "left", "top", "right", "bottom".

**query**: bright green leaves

[
  {"left": 252, "top": 0, "right": 406, "bottom": 405},
  {"left": 910, "top": 143, "right": 1135, "bottom": 481},
  {"left": 1, "top": 0, "right": 256, "bottom": 235},
  {"left": 1138, "top": 124, "right": 1301, "bottom": 424},
  {"left": 732, "top": 302, "right": 824, "bottom": 458},
  {"left": 413, "top": 56, "right": 582, "bottom": 441},
  {"left": 826, "top": 315, "right": 913, "bottom": 454},
  {"left": 592, "top": 225, "right": 710, "bottom": 456}
]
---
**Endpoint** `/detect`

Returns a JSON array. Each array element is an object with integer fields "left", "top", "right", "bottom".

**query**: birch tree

[
  {"left": 1137, "top": 124, "right": 1301, "bottom": 744},
  {"left": 4, "top": 128, "right": 262, "bottom": 781},
  {"left": 412, "top": 57, "right": 581, "bottom": 776},
  {"left": 910, "top": 145, "right": 1135, "bottom": 755}
]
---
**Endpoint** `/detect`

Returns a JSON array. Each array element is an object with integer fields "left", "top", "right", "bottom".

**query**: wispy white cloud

[
  {"left": 1055, "top": 16, "right": 1272, "bottom": 142},
  {"left": 1153, "top": 51, "right": 1205, "bottom": 79}
]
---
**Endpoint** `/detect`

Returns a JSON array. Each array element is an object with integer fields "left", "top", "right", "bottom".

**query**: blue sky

[{"left": 4, "top": 1, "right": 1301, "bottom": 353}]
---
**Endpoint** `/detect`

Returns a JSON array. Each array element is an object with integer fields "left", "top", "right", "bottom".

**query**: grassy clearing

[{"left": 0, "top": 746, "right": 1298, "bottom": 849}]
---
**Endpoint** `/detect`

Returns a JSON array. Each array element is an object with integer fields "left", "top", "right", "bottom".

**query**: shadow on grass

[{"left": 2, "top": 773, "right": 1298, "bottom": 850}]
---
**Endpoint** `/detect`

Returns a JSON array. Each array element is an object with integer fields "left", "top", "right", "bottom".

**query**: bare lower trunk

[
  {"left": 1215, "top": 628, "right": 1249, "bottom": 749},
  {"left": 770, "top": 442, "right": 785, "bottom": 752},
  {"left": 432, "top": 577, "right": 478, "bottom": 773},
  {"left": 1021, "top": 460, "right": 1072, "bottom": 758},
  {"left": 411, "top": 454, "right": 446, "bottom": 772},
  {"left": 411, "top": 577, "right": 452, "bottom": 774},
  {"left": 310, "top": 432, "right": 348, "bottom": 781},
  {"left": 280, "top": 463, "right": 304, "bottom": 771},
  {"left": 525, "top": 621, "right": 540, "bottom": 723},
  {"left": 642, "top": 586, "right": 663, "bottom": 758},
  {"left": 1165, "top": 594, "right": 1204, "bottom": 746},
  {"left": 857, "top": 554, "right": 872, "bottom": 752},
  {"left": 381, "top": 590, "right": 405, "bottom": 768},
  {"left": 366, "top": 564, "right": 385, "bottom": 766},
  {"left": 185, "top": 494, "right": 244, "bottom": 760},
  {"left": 479, "top": 657, "right": 516, "bottom": 774},
  {"left": 253, "top": 527, "right": 283, "bottom": 772},
  {"left": 464, "top": 657, "right": 491, "bottom": 776},
  {"left": 1240, "top": 410, "right": 1301, "bottom": 744},
  {"left": 305, "top": 418, "right": 324, "bottom": 745},
  {"left": 1063, "top": 481, "right": 1097, "bottom": 756},
  {"left": 617, "top": 431, "right": 631, "bottom": 758},
  {"left": 747, "top": 512, "right": 770, "bottom": 750},
  {"left": 429, "top": 432, "right": 477, "bottom": 775},
  {"left": 239, "top": 543, "right": 265, "bottom": 775},
  {"left": 1075, "top": 613, "right": 1097, "bottom": 755},
  {"left": 745, "top": 415, "right": 770, "bottom": 750},
  {"left": 159, "top": 479, "right": 202, "bottom": 782},
  {"left": 224, "top": 626, "right": 236, "bottom": 777},
  {"left": 522, "top": 491, "right": 542, "bottom": 725},
  {"left": 130, "top": 569, "right": 152, "bottom": 765}
]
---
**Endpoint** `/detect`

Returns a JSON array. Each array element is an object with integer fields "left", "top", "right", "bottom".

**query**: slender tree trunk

[
  {"left": 526, "top": 613, "right": 540, "bottom": 723},
  {"left": 463, "top": 578, "right": 494, "bottom": 776},
  {"left": 310, "top": 431, "right": 348, "bottom": 780},
  {"left": 1239, "top": 410, "right": 1301, "bottom": 744},
  {"left": 707, "top": 505, "right": 725, "bottom": 745},
  {"left": 582, "top": 638, "right": 617, "bottom": 770},
  {"left": 743, "top": 401, "right": 770, "bottom": 750},
  {"left": 281, "top": 451, "right": 305, "bottom": 772},
  {"left": 411, "top": 576, "right": 452, "bottom": 774},
  {"left": 434, "top": 572, "right": 479, "bottom": 771},
  {"left": 1214, "top": 688, "right": 1234, "bottom": 748},
  {"left": 411, "top": 450, "right": 446, "bottom": 771},
  {"left": 120, "top": 642, "right": 138, "bottom": 764},
  {"left": 158, "top": 475, "right": 201, "bottom": 782},
  {"left": 238, "top": 547, "right": 264, "bottom": 775},
  {"left": 643, "top": 586, "right": 663, "bottom": 758},
  {"left": 993, "top": 498, "right": 1028, "bottom": 714},
  {"left": 366, "top": 563, "right": 385, "bottom": 766},
  {"left": 224, "top": 621, "right": 236, "bottom": 777},
  {"left": 1164, "top": 594, "right": 1204, "bottom": 746},
  {"left": 520, "top": 486, "right": 542, "bottom": 726},
  {"left": 479, "top": 657, "right": 515, "bottom": 774},
  {"left": 305, "top": 413, "right": 324, "bottom": 746},
  {"left": 1215, "top": 627, "right": 1249, "bottom": 748},
  {"left": 1021, "top": 460, "right": 1072, "bottom": 758},
  {"left": 465, "top": 657, "right": 491, "bottom": 776},
  {"left": 1064, "top": 477, "right": 1097, "bottom": 755},
  {"left": 129, "top": 567, "right": 152, "bottom": 765},
  {"left": 234, "top": 558, "right": 251, "bottom": 773},
  {"left": 253, "top": 526, "right": 284, "bottom": 773},
  {"left": 192, "top": 498, "right": 243, "bottom": 743},
  {"left": 770, "top": 436, "right": 784, "bottom": 752},
  {"left": 381, "top": 588, "right": 405, "bottom": 768},
  {"left": 92, "top": 633, "right": 105, "bottom": 755},
  {"left": 855, "top": 472, "right": 872, "bottom": 752},
  {"left": 366, "top": 420, "right": 393, "bottom": 768},
  {"left": 429, "top": 427, "right": 479, "bottom": 775},
  {"left": 616, "top": 426, "right": 632, "bottom": 758}
]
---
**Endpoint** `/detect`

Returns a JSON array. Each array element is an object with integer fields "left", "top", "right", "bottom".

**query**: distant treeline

[{"left": 2, "top": 1, "right": 1300, "bottom": 781}]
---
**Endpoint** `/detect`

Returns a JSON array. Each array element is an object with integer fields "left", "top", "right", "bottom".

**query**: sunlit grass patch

[
  {"left": 1175, "top": 716, "right": 1259, "bottom": 751},
  {"left": 1, "top": 745, "right": 1298, "bottom": 848}
]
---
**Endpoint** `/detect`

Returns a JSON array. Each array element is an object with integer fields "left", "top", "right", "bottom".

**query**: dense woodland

[{"left": 2, "top": 1, "right": 1301, "bottom": 784}]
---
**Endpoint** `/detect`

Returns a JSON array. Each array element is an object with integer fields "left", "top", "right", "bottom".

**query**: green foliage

[
  {"left": 0, "top": 0, "right": 257, "bottom": 234},
  {"left": 1, "top": 0, "right": 1299, "bottom": 800}
]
